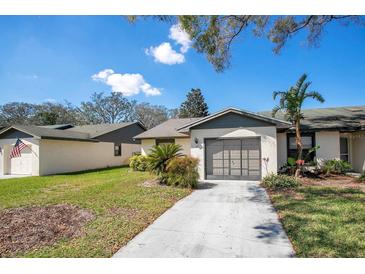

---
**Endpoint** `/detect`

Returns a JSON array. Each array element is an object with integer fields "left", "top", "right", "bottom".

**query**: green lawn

[
  {"left": 269, "top": 185, "right": 365, "bottom": 257},
  {"left": 0, "top": 166, "right": 191, "bottom": 257}
]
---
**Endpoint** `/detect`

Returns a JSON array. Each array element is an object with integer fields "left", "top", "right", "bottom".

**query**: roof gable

[
  {"left": 0, "top": 128, "right": 33, "bottom": 139},
  {"left": 178, "top": 108, "right": 290, "bottom": 132},
  {"left": 189, "top": 112, "right": 274, "bottom": 130}
]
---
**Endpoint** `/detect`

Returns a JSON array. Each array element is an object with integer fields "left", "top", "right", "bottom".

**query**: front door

[{"left": 205, "top": 138, "right": 261, "bottom": 180}]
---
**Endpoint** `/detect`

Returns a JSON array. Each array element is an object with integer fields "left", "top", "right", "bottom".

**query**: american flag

[{"left": 9, "top": 139, "right": 28, "bottom": 159}]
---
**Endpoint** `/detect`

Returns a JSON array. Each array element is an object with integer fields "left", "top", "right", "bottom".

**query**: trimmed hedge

[{"left": 129, "top": 155, "right": 149, "bottom": 171}]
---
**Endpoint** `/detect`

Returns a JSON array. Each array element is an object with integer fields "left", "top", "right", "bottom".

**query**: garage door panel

[
  {"left": 249, "top": 159, "right": 260, "bottom": 169},
  {"left": 231, "top": 159, "right": 241, "bottom": 169},
  {"left": 205, "top": 138, "right": 261, "bottom": 180},
  {"left": 9, "top": 146, "right": 32, "bottom": 175},
  {"left": 249, "top": 150, "right": 260, "bottom": 158}
]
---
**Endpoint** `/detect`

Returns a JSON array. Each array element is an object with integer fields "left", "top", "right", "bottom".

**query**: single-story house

[
  {"left": 134, "top": 106, "right": 365, "bottom": 181},
  {"left": 0, "top": 122, "right": 145, "bottom": 176}
]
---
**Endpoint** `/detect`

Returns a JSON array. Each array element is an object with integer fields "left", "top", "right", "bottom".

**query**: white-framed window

[
  {"left": 287, "top": 133, "right": 315, "bottom": 160},
  {"left": 156, "top": 139, "right": 175, "bottom": 146},
  {"left": 114, "top": 144, "right": 121, "bottom": 156},
  {"left": 340, "top": 137, "right": 349, "bottom": 162}
]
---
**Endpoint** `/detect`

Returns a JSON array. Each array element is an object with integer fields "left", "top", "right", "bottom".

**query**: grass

[
  {"left": 268, "top": 184, "right": 365, "bottom": 257},
  {"left": 0, "top": 166, "right": 192, "bottom": 257}
]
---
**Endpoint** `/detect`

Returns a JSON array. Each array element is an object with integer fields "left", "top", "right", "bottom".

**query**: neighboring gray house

[
  {"left": 0, "top": 122, "right": 145, "bottom": 176},
  {"left": 134, "top": 106, "right": 365, "bottom": 181}
]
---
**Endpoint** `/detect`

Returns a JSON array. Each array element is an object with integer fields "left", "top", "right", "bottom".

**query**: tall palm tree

[{"left": 272, "top": 74, "right": 325, "bottom": 176}]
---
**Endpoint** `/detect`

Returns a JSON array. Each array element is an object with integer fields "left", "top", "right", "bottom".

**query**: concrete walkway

[{"left": 114, "top": 181, "right": 294, "bottom": 258}]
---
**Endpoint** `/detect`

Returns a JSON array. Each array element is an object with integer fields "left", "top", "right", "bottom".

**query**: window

[
  {"left": 156, "top": 139, "right": 175, "bottom": 146},
  {"left": 287, "top": 133, "right": 315, "bottom": 161},
  {"left": 114, "top": 144, "right": 121, "bottom": 156},
  {"left": 340, "top": 137, "right": 349, "bottom": 162}
]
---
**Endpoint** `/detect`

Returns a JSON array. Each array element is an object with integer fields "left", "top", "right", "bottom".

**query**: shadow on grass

[
  {"left": 45, "top": 165, "right": 129, "bottom": 176},
  {"left": 271, "top": 186, "right": 365, "bottom": 257}
]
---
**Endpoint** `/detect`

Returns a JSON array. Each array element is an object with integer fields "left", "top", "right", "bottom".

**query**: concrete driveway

[{"left": 114, "top": 180, "right": 294, "bottom": 258}]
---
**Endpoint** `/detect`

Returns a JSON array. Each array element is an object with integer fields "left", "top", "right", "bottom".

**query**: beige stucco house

[
  {"left": 0, "top": 122, "right": 145, "bottom": 176},
  {"left": 134, "top": 106, "right": 365, "bottom": 181}
]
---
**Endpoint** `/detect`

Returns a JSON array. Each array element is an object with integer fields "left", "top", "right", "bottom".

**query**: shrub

[
  {"left": 262, "top": 173, "right": 299, "bottom": 190},
  {"left": 165, "top": 156, "right": 199, "bottom": 188},
  {"left": 147, "top": 144, "right": 183, "bottom": 177},
  {"left": 322, "top": 159, "right": 352, "bottom": 175},
  {"left": 129, "top": 155, "right": 149, "bottom": 171},
  {"left": 358, "top": 173, "right": 365, "bottom": 182}
]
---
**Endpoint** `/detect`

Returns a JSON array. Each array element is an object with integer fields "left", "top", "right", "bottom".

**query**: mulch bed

[
  {"left": 300, "top": 174, "right": 365, "bottom": 192},
  {"left": 140, "top": 178, "right": 164, "bottom": 188},
  {"left": 0, "top": 204, "right": 94, "bottom": 257}
]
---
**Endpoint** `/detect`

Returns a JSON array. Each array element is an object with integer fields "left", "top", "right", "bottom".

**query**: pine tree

[{"left": 179, "top": 88, "right": 209, "bottom": 118}]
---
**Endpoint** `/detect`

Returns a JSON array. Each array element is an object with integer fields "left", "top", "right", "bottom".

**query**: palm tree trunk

[{"left": 295, "top": 119, "right": 303, "bottom": 177}]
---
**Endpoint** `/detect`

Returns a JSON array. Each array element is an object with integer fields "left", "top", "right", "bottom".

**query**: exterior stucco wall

[
  {"left": 315, "top": 131, "right": 340, "bottom": 165},
  {"left": 141, "top": 139, "right": 156, "bottom": 156},
  {"left": 0, "top": 138, "right": 40, "bottom": 176},
  {"left": 39, "top": 139, "right": 133, "bottom": 175},
  {"left": 121, "top": 143, "right": 141, "bottom": 164},
  {"left": 351, "top": 132, "right": 365, "bottom": 172},
  {"left": 190, "top": 126, "right": 277, "bottom": 180},
  {"left": 277, "top": 132, "right": 287, "bottom": 169},
  {"left": 175, "top": 138, "right": 191, "bottom": 156},
  {"left": 140, "top": 138, "right": 191, "bottom": 156}
]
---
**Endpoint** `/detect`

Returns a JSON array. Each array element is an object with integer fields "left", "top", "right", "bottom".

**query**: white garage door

[{"left": 9, "top": 146, "right": 33, "bottom": 175}]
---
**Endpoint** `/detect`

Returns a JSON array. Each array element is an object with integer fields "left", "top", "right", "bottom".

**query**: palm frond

[
  {"left": 305, "top": 91, "right": 325, "bottom": 103},
  {"left": 295, "top": 73, "right": 308, "bottom": 91},
  {"left": 271, "top": 105, "right": 282, "bottom": 117},
  {"left": 272, "top": 91, "right": 286, "bottom": 100}
]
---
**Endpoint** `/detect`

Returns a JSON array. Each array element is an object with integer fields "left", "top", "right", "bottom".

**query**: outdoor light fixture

[{"left": 194, "top": 137, "right": 199, "bottom": 145}]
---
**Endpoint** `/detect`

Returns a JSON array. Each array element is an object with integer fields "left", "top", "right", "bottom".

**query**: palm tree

[
  {"left": 272, "top": 74, "right": 325, "bottom": 176},
  {"left": 147, "top": 143, "right": 183, "bottom": 177}
]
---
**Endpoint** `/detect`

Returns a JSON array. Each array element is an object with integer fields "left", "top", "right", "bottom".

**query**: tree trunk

[{"left": 295, "top": 119, "right": 303, "bottom": 177}]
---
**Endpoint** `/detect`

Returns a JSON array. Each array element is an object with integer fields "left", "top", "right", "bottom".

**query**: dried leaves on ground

[
  {"left": 0, "top": 204, "right": 94, "bottom": 257},
  {"left": 300, "top": 174, "right": 365, "bottom": 192}
]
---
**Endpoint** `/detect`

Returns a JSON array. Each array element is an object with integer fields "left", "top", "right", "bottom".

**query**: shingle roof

[
  {"left": 67, "top": 122, "right": 139, "bottom": 138},
  {"left": 0, "top": 122, "right": 144, "bottom": 142},
  {"left": 40, "top": 124, "right": 73, "bottom": 130},
  {"left": 259, "top": 105, "right": 365, "bottom": 131},
  {"left": 0, "top": 125, "right": 96, "bottom": 142},
  {"left": 134, "top": 118, "right": 201, "bottom": 139}
]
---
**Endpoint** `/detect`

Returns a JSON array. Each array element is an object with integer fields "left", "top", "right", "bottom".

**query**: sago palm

[
  {"left": 147, "top": 143, "right": 183, "bottom": 176},
  {"left": 272, "top": 73, "right": 325, "bottom": 176}
]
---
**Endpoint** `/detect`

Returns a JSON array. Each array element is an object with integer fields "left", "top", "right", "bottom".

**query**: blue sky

[{"left": 0, "top": 16, "right": 364, "bottom": 113}]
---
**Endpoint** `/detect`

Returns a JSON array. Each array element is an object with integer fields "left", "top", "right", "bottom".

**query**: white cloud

[
  {"left": 92, "top": 69, "right": 161, "bottom": 96},
  {"left": 145, "top": 24, "right": 192, "bottom": 65},
  {"left": 91, "top": 69, "right": 113, "bottom": 81},
  {"left": 145, "top": 42, "right": 185, "bottom": 65},
  {"left": 168, "top": 24, "right": 192, "bottom": 53}
]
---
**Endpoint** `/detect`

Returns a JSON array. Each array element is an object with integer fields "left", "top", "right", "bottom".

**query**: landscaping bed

[
  {"left": 300, "top": 174, "right": 365, "bottom": 192},
  {"left": 266, "top": 174, "right": 365, "bottom": 257},
  {"left": 0, "top": 167, "right": 191, "bottom": 257}
]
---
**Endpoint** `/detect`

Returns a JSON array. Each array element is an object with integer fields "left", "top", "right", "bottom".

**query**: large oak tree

[{"left": 129, "top": 15, "right": 364, "bottom": 72}]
